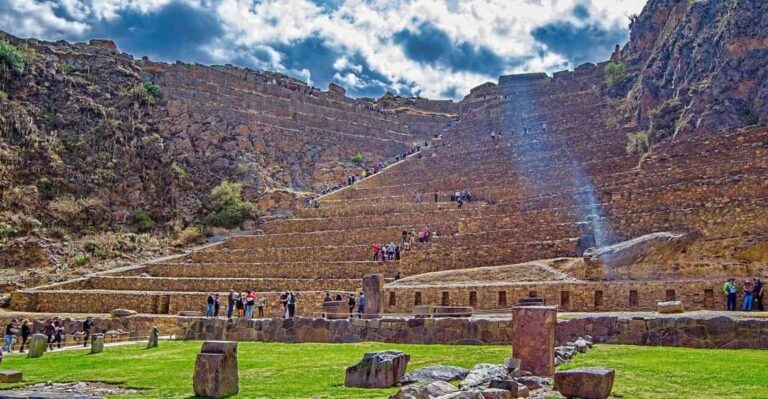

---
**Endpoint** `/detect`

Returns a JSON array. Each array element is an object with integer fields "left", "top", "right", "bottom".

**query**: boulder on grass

[
  {"left": 111, "top": 309, "right": 138, "bottom": 317},
  {"left": 27, "top": 334, "right": 48, "bottom": 358},
  {"left": 0, "top": 370, "right": 22, "bottom": 383},
  {"left": 400, "top": 365, "right": 469, "bottom": 385},
  {"left": 90, "top": 334, "right": 104, "bottom": 354},
  {"left": 345, "top": 350, "right": 410, "bottom": 388},
  {"left": 459, "top": 364, "right": 509, "bottom": 390},
  {"left": 657, "top": 301, "right": 685, "bottom": 314},
  {"left": 554, "top": 367, "right": 614, "bottom": 399},
  {"left": 193, "top": 341, "right": 239, "bottom": 398}
]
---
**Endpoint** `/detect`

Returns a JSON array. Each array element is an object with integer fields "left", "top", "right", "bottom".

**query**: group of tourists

[
  {"left": 373, "top": 242, "right": 402, "bottom": 261},
  {"left": 723, "top": 277, "right": 764, "bottom": 311},
  {"left": 450, "top": 190, "right": 472, "bottom": 209},
  {"left": 207, "top": 290, "right": 299, "bottom": 319},
  {"left": 2, "top": 316, "right": 94, "bottom": 354}
]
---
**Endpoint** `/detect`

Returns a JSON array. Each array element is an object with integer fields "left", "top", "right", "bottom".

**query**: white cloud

[{"left": 0, "top": 0, "right": 647, "bottom": 99}]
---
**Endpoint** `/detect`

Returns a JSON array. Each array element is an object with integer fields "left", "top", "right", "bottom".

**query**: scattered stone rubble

[
  {"left": 390, "top": 335, "right": 601, "bottom": 399},
  {"left": 0, "top": 382, "right": 138, "bottom": 399}
]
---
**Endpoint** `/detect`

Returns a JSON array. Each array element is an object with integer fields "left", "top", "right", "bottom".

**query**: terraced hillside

[{"left": 12, "top": 65, "right": 767, "bottom": 316}]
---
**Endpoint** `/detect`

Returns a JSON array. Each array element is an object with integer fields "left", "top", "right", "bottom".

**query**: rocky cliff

[
  {"left": 0, "top": 32, "right": 456, "bottom": 286},
  {"left": 620, "top": 0, "right": 767, "bottom": 137}
]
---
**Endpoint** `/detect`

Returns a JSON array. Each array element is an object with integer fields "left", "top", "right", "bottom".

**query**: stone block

[
  {"left": 90, "top": 334, "right": 104, "bottom": 354},
  {"left": 193, "top": 341, "right": 238, "bottom": 398},
  {"left": 554, "top": 367, "right": 614, "bottom": 399},
  {"left": 512, "top": 306, "right": 557, "bottom": 376},
  {"left": 322, "top": 301, "right": 349, "bottom": 319},
  {"left": 147, "top": 326, "right": 159, "bottom": 348},
  {"left": 657, "top": 301, "right": 685, "bottom": 314},
  {"left": 111, "top": 309, "right": 138, "bottom": 317},
  {"left": 362, "top": 274, "right": 385, "bottom": 319},
  {"left": 433, "top": 306, "right": 474, "bottom": 317},
  {"left": 413, "top": 305, "right": 433, "bottom": 317},
  {"left": 0, "top": 370, "right": 22, "bottom": 383},
  {"left": 482, "top": 388, "right": 513, "bottom": 399},
  {"left": 26, "top": 334, "right": 48, "bottom": 358},
  {"left": 345, "top": 350, "right": 410, "bottom": 388}
]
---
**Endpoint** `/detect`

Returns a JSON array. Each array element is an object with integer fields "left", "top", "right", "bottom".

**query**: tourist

[
  {"left": 206, "top": 293, "right": 215, "bottom": 318},
  {"left": 753, "top": 277, "right": 764, "bottom": 311},
  {"left": 457, "top": 197, "right": 464, "bottom": 209},
  {"left": 358, "top": 292, "right": 366, "bottom": 315},
  {"left": 372, "top": 243, "right": 381, "bottom": 261},
  {"left": 19, "top": 319, "right": 30, "bottom": 353},
  {"left": 2, "top": 319, "right": 16, "bottom": 352},
  {"left": 742, "top": 280, "right": 753, "bottom": 311},
  {"left": 43, "top": 319, "right": 55, "bottom": 351},
  {"left": 213, "top": 294, "right": 221, "bottom": 318},
  {"left": 245, "top": 291, "right": 255, "bottom": 319},
  {"left": 323, "top": 292, "right": 333, "bottom": 302},
  {"left": 434, "top": 192, "right": 438, "bottom": 203},
  {"left": 227, "top": 290, "right": 236, "bottom": 319},
  {"left": 347, "top": 294, "right": 356, "bottom": 315},
  {"left": 334, "top": 294, "right": 342, "bottom": 301},
  {"left": 395, "top": 244, "right": 401, "bottom": 260},
  {"left": 235, "top": 292, "right": 245, "bottom": 318},
  {"left": 280, "top": 292, "right": 289, "bottom": 317},
  {"left": 53, "top": 317, "right": 64, "bottom": 349},
  {"left": 287, "top": 291, "right": 297, "bottom": 318},
  {"left": 257, "top": 296, "right": 266, "bottom": 318},
  {"left": 723, "top": 278, "right": 737, "bottom": 311},
  {"left": 82, "top": 316, "right": 93, "bottom": 347},
  {"left": 394, "top": 271, "right": 401, "bottom": 280}
]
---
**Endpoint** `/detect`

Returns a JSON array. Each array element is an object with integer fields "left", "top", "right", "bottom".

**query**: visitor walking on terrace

[
  {"left": 723, "top": 278, "right": 737, "bottom": 311},
  {"left": 245, "top": 291, "right": 256, "bottom": 319},
  {"left": 53, "top": 317, "right": 64, "bottom": 349},
  {"left": 2, "top": 319, "right": 17, "bottom": 352},
  {"left": 434, "top": 192, "right": 438, "bottom": 203},
  {"left": 227, "top": 290, "right": 236, "bottom": 319},
  {"left": 43, "top": 319, "right": 56, "bottom": 351},
  {"left": 206, "top": 293, "right": 215, "bottom": 318},
  {"left": 347, "top": 293, "right": 356, "bottom": 315},
  {"left": 213, "top": 294, "right": 221, "bottom": 318},
  {"left": 742, "top": 280, "right": 753, "bottom": 311},
  {"left": 236, "top": 293, "right": 245, "bottom": 318},
  {"left": 257, "top": 296, "right": 266, "bottom": 318},
  {"left": 287, "top": 292, "right": 297, "bottom": 318},
  {"left": 19, "top": 319, "right": 30, "bottom": 353},
  {"left": 82, "top": 316, "right": 93, "bottom": 347},
  {"left": 358, "top": 292, "right": 366, "bottom": 315},
  {"left": 753, "top": 277, "right": 764, "bottom": 311}
]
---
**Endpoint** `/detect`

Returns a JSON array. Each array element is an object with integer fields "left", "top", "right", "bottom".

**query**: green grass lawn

[
  {"left": 2, "top": 341, "right": 508, "bottom": 398},
  {"left": 561, "top": 345, "right": 768, "bottom": 399},
  {"left": 3, "top": 341, "right": 768, "bottom": 398}
]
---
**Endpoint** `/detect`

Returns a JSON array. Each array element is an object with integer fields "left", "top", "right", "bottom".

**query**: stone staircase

[{"left": 11, "top": 66, "right": 768, "bottom": 316}]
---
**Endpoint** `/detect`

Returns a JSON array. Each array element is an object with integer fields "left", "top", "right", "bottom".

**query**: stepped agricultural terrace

[{"left": 11, "top": 65, "right": 768, "bottom": 317}]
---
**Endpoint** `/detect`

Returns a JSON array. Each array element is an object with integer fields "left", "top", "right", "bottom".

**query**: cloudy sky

[{"left": 0, "top": 0, "right": 646, "bottom": 99}]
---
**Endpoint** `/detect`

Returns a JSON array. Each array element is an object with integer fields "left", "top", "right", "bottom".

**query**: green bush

[
  {"left": 170, "top": 161, "right": 188, "bottom": 179},
  {"left": 352, "top": 153, "right": 364, "bottom": 164},
  {"left": 604, "top": 61, "right": 625, "bottom": 88},
  {"left": 71, "top": 253, "right": 90, "bottom": 267},
  {"left": 626, "top": 130, "right": 651, "bottom": 155},
  {"left": 131, "top": 209, "right": 156, "bottom": 232},
  {"left": 649, "top": 98, "right": 683, "bottom": 139},
  {"left": 205, "top": 181, "right": 259, "bottom": 228},
  {"left": 143, "top": 82, "right": 161, "bottom": 99},
  {"left": 0, "top": 40, "right": 25, "bottom": 74}
]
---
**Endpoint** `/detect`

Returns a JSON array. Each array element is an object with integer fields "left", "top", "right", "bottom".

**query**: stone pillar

[
  {"left": 90, "top": 334, "right": 104, "bottom": 354},
  {"left": 362, "top": 274, "right": 385, "bottom": 319},
  {"left": 147, "top": 326, "right": 159, "bottom": 348},
  {"left": 193, "top": 341, "right": 239, "bottom": 398},
  {"left": 512, "top": 306, "right": 557, "bottom": 376},
  {"left": 26, "top": 334, "right": 48, "bottom": 358}
]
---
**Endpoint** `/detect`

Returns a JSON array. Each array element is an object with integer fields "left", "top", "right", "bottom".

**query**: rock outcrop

[{"left": 345, "top": 350, "right": 410, "bottom": 388}]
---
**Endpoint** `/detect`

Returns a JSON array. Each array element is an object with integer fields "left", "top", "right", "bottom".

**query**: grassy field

[
  {"left": 3, "top": 341, "right": 768, "bottom": 398},
  {"left": 562, "top": 345, "right": 768, "bottom": 399}
]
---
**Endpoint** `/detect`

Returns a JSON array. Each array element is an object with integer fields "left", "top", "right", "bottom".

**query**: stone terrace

[{"left": 11, "top": 67, "right": 768, "bottom": 316}]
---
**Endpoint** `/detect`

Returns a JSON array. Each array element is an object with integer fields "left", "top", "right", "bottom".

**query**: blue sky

[{"left": 0, "top": 0, "right": 645, "bottom": 100}]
